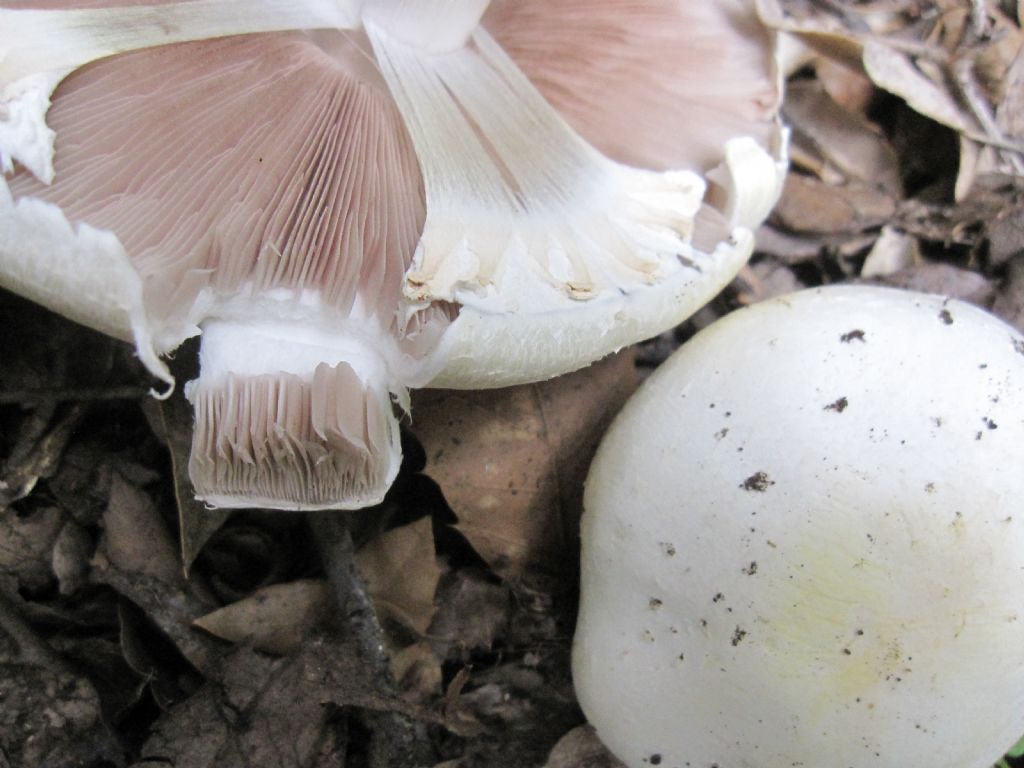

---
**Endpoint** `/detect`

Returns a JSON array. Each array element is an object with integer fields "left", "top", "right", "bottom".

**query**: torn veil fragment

[{"left": 0, "top": 0, "right": 786, "bottom": 510}]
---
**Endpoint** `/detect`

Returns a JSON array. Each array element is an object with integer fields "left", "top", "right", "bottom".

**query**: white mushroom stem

[{"left": 186, "top": 316, "right": 408, "bottom": 510}]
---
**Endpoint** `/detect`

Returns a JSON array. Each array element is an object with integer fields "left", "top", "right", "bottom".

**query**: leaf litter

[{"left": 3, "top": 2, "right": 1024, "bottom": 766}]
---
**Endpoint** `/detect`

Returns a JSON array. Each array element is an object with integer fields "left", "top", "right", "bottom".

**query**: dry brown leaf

[
  {"left": 869, "top": 262, "right": 996, "bottom": 306},
  {"left": 975, "top": 21, "right": 1024, "bottom": 105},
  {"left": 999, "top": 45, "right": 1024, "bottom": 138},
  {"left": 989, "top": 203, "right": 1024, "bottom": 265},
  {"left": 736, "top": 256, "right": 806, "bottom": 305},
  {"left": 863, "top": 41, "right": 978, "bottom": 134},
  {"left": 786, "top": 134, "right": 846, "bottom": 184},
  {"left": 447, "top": 660, "right": 581, "bottom": 767},
  {"left": 391, "top": 640, "right": 443, "bottom": 703},
  {"left": 142, "top": 390, "right": 230, "bottom": 575},
  {"left": 753, "top": 223, "right": 831, "bottom": 263},
  {"left": 756, "top": 0, "right": 866, "bottom": 68},
  {"left": 773, "top": 174, "right": 896, "bottom": 235},
  {"left": 815, "top": 55, "right": 877, "bottom": 113},
  {"left": 784, "top": 79, "right": 902, "bottom": 194},
  {"left": 895, "top": 177, "right": 1023, "bottom": 247},
  {"left": 92, "top": 474, "right": 222, "bottom": 675},
  {"left": 192, "top": 579, "right": 329, "bottom": 655},
  {"left": 958, "top": 135, "right": 991, "bottom": 200},
  {"left": 765, "top": 0, "right": 1024, "bottom": 201},
  {"left": 412, "top": 352, "right": 637, "bottom": 581},
  {"left": 0, "top": 404, "right": 85, "bottom": 506},
  {"left": 972, "top": 42, "right": 1024, "bottom": 185},
  {"left": 116, "top": 600, "right": 195, "bottom": 710},
  {"left": 50, "top": 519, "right": 92, "bottom": 595},
  {"left": 355, "top": 515, "right": 441, "bottom": 636},
  {"left": 860, "top": 225, "right": 921, "bottom": 277},
  {"left": 98, "top": 473, "right": 180, "bottom": 584},
  {"left": 543, "top": 725, "right": 626, "bottom": 768}
]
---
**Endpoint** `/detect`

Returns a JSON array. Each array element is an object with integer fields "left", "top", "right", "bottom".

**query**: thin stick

[
  {"left": 0, "top": 385, "right": 148, "bottom": 405},
  {"left": 308, "top": 511, "right": 434, "bottom": 768}
]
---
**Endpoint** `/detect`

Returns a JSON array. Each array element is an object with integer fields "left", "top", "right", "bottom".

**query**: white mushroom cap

[{"left": 574, "top": 285, "right": 1024, "bottom": 768}]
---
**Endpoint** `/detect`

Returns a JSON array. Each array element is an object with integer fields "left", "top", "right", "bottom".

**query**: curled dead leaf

[
  {"left": 97, "top": 473, "right": 179, "bottom": 584},
  {"left": 355, "top": 515, "right": 441, "bottom": 637},
  {"left": 412, "top": 352, "right": 637, "bottom": 582},
  {"left": 193, "top": 579, "right": 329, "bottom": 655},
  {"left": 863, "top": 41, "right": 977, "bottom": 135},
  {"left": 773, "top": 174, "right": 896, "bottom": 235},
  {"left": 784, "top": 79, "right": 901, "bottom": 194}
]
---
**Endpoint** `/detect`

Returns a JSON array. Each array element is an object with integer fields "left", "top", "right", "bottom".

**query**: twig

[
  {"left": 309, "top": 511, "right": 393, "bottom": 680},
  {"left": 0, "top": 385, "right": 148, "bottom": 405},
  {"left": 308, "top": 511, "right": 435, "bottom": 768},
  {"left": 970, "top": 0, "right": 989, "bottom": 39}
]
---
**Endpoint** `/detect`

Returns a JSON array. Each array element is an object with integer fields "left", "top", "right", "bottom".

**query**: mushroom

[
  {"left": 0, "top": 0, "right": 786, "bottom": 509},
  {"left": 574, "top": 284, "right": 1024, "bottom": 768},
  {"left": 2, "top": 26, "right": 428, "bottom": 510}
]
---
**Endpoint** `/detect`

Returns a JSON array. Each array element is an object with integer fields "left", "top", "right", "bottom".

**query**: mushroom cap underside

[{"left": 1, "top": 0, "right": 785, "bottom": 509}]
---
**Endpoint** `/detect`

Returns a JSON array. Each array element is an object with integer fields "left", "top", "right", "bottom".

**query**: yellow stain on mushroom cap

[{"left": 757, "top": 496, "right": 1021, "bottom": 714}]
